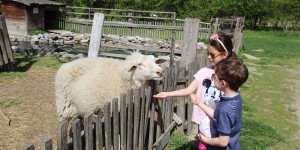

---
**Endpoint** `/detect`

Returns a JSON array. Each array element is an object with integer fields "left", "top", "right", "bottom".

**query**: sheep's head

[{"left": 124, "top": 51, "right": 166, "bottom": 86}]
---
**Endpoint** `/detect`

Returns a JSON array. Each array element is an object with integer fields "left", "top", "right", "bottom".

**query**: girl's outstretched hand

[{"left": 153, "top": 92, "right": 169, "bottom": 99}]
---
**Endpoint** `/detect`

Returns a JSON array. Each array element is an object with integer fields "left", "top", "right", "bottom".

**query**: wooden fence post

[
  {"left": 128, "top": 10, "right": 133, "bottom": 36},
  {"left": 40, "top": 137, "right": 53, "bottom": 150},
  {"left": 57, "top": 121, "right": 68, "bottom": 150},
  {"left": 88, "top": 13, "right": 104, "bottom": 58},
  {"left": 181, "top": 18, "right": 200, "bottom": 69}
]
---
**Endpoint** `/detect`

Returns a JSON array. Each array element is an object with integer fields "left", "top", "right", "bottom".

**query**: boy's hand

[
  {"left": 199, "top": 133, "right": 209, "bottom": 143},
  {"left": 153, "top": 92, "right": 169, "bottom": 99},
  {"left": 190, "top": 93, "right": 201, "bottom": 105}
]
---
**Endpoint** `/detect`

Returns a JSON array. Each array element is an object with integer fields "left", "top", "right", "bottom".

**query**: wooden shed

[{"left": 0, "top": 0, "right": 65, "bottom": 36}]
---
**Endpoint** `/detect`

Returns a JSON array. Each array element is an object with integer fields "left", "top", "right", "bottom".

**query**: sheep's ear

[
  {"left": 156, "top": 59, "right": 167, "bottom": 64},
  {"left": 128, "top": 65, "right": 137, "bottom": 72}
]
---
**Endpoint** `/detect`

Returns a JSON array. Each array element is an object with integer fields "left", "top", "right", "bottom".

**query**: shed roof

[{"left": 1, "top": 0, "right": 66, "bottom": 7}]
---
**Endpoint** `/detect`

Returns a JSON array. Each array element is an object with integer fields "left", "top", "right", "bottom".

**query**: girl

[{"left": 153, "top": 32, "right": 236, "bottom": 150}]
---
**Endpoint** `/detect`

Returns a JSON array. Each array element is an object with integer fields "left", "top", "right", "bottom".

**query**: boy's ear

[{"left": 221, "top": 80, "right": 227, "bottom": 87}]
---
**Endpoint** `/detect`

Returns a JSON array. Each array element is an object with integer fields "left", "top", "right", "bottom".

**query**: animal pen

[
  {"left": 23, "top": 52, "right": 208, "bottom": 150},
  {"left": 22, "top": 12, "right": 244, "bottom": 150}
]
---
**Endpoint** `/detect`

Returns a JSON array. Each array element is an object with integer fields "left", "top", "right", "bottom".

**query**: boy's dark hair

[
  {"left": 209, "top": 32, "right": 236, "bottom": 58},
  {"left": 215, "top": 58, "right": 249, "bottom": 91}
]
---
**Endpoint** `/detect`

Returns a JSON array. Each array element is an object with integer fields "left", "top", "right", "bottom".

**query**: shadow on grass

[
  {"left": 12, "top": 55, "right": 37, "bottom": 72},
  {"left": 173, "top": 139, "right": 198, "bottom": 150},
  {"left": 168, "top": 132, "right": 198, "bottom": 150},
  {"left": 0, "top": 55, "right": 37, "bottom": 72}
]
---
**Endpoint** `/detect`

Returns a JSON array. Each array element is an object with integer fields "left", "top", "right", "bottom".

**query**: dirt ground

[
  {"left": 0, "top": 67, "right": 58, "bottom": 150},
  {"left": 0, "top": 57, "right": 300, "bottom": 150}
]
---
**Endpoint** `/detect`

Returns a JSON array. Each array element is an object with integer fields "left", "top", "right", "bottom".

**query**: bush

[{"left": 29, "top": 29, "right": 48, "bottom": 35}]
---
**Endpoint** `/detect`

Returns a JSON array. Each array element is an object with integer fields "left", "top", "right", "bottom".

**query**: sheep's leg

[{"left": 0, "top": 108, "right": 11, "bottom": 126}]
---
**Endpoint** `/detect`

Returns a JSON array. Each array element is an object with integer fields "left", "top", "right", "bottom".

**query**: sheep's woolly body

[{"left": 55, "top": 51, "right": 164, "bottom": 122}]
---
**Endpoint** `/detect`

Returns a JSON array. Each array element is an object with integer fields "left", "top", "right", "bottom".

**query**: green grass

[
  {"left": 14, "top": 54, "right": 70, "bottom": 70},
  {"left": 168, "top": 131, "right": 197, "bottom": 150},
  {"left": 0, "top": 54, "right": 70, "bottom": 82},
  {"left": 0, "top": 97, "right": 23, "bottom": 108},
  {"left": 168, "top": 30, "right": 300, "bottom": 149},
  {"left": 29, "top": 29, "right": 48, "bottom": 36},
  {"left": 239, "top": 30, "right": 300, "bottom": 149},
  {"left": 0, "top": 72, "right": 27, "bottom": 80}
]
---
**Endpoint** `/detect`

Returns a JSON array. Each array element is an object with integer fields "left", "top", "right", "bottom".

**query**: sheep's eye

[{"left": 138, "top": 63, "right": 144, "bottom": 66}]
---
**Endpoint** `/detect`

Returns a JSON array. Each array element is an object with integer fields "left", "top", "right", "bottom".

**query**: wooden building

[{"left": 0, "top": 0, "right": 65, "bottom": 36}]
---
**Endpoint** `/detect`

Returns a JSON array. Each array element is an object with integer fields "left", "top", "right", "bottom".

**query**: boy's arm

[
  {"left": 153, "top": 79, "right": 198, "bottom": 99},
  {"left": 190, "top": 94, "right": 214, "bottom": 118},
  {"left": 200, "top": 134, "right": 230, "bottom": 147}
]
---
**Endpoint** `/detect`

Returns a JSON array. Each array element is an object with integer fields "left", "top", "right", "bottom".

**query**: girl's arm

[
  {"left": 190, "top": 94, "right": 214, "bottom": 118},
  {"left": 153, "top": 79, "right": 198, "bottom": 99},
  {"left": 200, "top": 134, "right": 230, "bottom": 147}
]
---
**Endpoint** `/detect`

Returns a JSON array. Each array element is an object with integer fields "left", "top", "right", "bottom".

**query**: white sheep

[{"left": 55, "top": 51, "right": 166, "bottom": 123}]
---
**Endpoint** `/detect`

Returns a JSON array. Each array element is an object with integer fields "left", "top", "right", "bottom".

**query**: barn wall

[
  {"left": 0, "top": 3, "right": 28, "bottom": 36},
  {"left": 27, "top": 7, "right": 44, "bottom": 32}
]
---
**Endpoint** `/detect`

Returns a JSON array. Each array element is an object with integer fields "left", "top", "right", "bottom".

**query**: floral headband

[{"left": 210, "top": 34, "right": 228, "bottom": 54}]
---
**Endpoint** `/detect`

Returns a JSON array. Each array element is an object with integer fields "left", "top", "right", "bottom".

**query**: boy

[{"left": 190, "top": 57, "right": 249, "bottom": 149}]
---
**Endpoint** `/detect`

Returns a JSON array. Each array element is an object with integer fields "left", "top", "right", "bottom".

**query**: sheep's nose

[{"left": 156, "top": 68, "right": 163, "bottom": 76}]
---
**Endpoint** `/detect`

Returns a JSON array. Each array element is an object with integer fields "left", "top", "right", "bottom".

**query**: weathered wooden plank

[
  {"left": 23, "top": 144, "right": 34, "bottom": 150},
  {"left": 88, "top": 13, "right": 104, "bottom": 58},
  {"left": 148, "top": 101, "right": 155, "bottom": 150},
  {"left": 112, "top": 98, "right": 119, "bottom": 150},
  {"left": 101, "top": 43, "right": 182, "bottom": 54},
  {"left": 40, "top": 137, "right": 52, "bottom": 150},
  {"left": 152, "top": 121, "right": 176, "bottom": 150},
  {"left": 0, "top": 16, "right": 14, "bottom": 62},
  {"left": 187, "top": 63, "right": 194, "bottom": 135},
  {"left": 181, "top": 18, "right": 200, "bottom": 69},
  {"left": 57, "top": 121, "right": 68, "bottom": 150},
  {"left": 127, "top": 90, "right": 134, "bottom": 150},
  {"left": 0, "top": 29, "right": 9, "bottom": 64},
  {"left": 94, "top": 111, "right": 104, "bottom": 150},
  {"left": 143, "top": 85, "right": 151, "bottom": 142},
  {"left": 84, "top": 112, "right": 94, "bottom": 150},
  {"left": 177, "top": 66, "right": 186, "bottom": 134},
  {"left": 0, "top": 45, "right": 4, "bottom": 66},
  {"left": 104, "top": 102, "right": 112, "bottom": 150},
  {"left": 98, "top": 52, "right": 128, "bottom": 59},
  {"left": 133, "top": 89, "right": 141, "bottom": 150},
  {"left": 138, "top": 84, "right": 146, "bottom": 150},
  {"left": 120, "top": 94, "right": 127, "bottom": 150},
  {"left": 156, "top": 77, "right": 165, "bottom": 140},
  {"left": 72, "top": 119, "right": 82, "bottom": 150}
]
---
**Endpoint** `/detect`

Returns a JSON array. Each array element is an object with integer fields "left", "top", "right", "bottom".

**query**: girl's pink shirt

[{"left": 192, "top": 66, "right": 214, "bottom": 124}]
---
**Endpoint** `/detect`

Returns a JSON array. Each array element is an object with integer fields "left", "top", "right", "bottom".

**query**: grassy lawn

[
  {"left": 168, "top": 30, "right": 300, "bottom": 149},
  {"left": 239, "top": 30, "right": 300, "bottom": 149}
]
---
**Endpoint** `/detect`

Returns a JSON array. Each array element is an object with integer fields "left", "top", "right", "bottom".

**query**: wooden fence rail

[
  {"left": 59, "top": 6, "right": 214, "bottom": 41},
  {"left": 59, "top": 7, "right": 244, "bottom": 52}
]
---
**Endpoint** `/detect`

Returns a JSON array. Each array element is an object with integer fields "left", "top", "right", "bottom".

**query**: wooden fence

[
  {"left": 22, "top": 13, "right": 243, "bottom": 150},
  {"left": 0, "top": 15, "right": 14, "bottom": 71},
  {"left": 210, "top": 17, "right": 245, "bottom": 54},
  {"left": 58, "top": 7, "right": 245, "bottom": 53},
  {"left": 23, "top": 49, "right": 208, "bottom": 150},
  {"left": 58, "top": 6, "right": 213, "bottom": 41}
]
